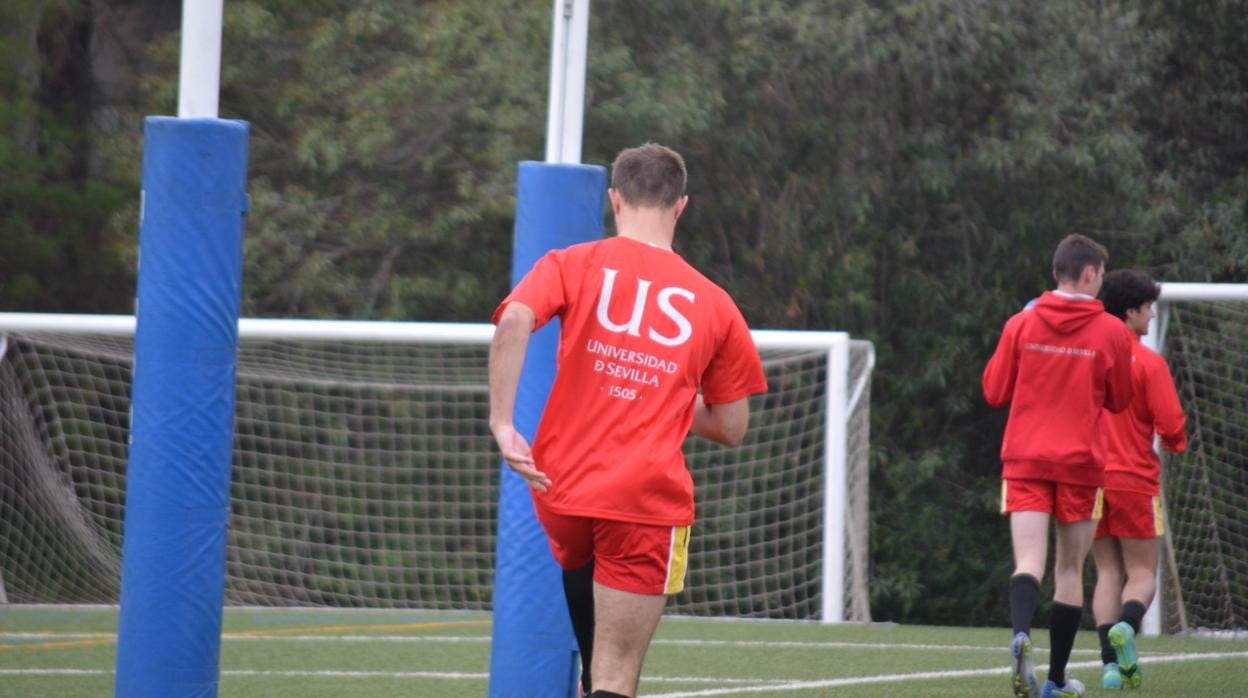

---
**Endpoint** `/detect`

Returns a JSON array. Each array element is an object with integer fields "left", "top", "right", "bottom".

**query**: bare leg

[
  {"left": 1044, "top": 518, "right": 1097, "bottom": 688},
  {"left": 1011, "top": 511, "right": 1050, "bottom": 581},
  {"left": 1008, "top": 511, "right": 1049, "bottom": 697},
  {"left": 590, "top": 582, "right": 667, "bottom": 697},
  {"left": 1053, "top": 519, "right": 1096, "bottom": 605},
  {"left": 1119, "top": 536, "right": 1160, "bottom": 607},
  {"left": 1092, "top": 537, "right": 1125, "bottom": 625}
]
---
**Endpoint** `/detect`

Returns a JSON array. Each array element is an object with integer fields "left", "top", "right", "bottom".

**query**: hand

[{"left": 491, "top": 423, "right": 551, "bottom": 492}]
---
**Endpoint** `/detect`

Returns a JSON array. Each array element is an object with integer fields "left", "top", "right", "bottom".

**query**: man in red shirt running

[
  {"left": 983, "top": 234, "right": 1135, "bottom": 698},
  {"left": 489, "top": 143, "right": 768, "bottom": 698},
  {"left": 1091, "top": 269, "right": 1187, "bottom": 690}
]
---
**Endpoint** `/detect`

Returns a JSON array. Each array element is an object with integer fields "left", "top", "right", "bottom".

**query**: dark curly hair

[{"left": 1099, "top": 269, "right": 1160, "bottom": 320}]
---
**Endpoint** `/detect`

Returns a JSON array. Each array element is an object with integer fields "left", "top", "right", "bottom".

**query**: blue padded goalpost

[
  {"left": 114, "top": 1, "right": 593, "bottom": 696},
  {"left": 487, "top": 2, "right": 599, "bottom": 695},
  {"left": 113, "top": 2, "right": 250, "bottom": 696},
  {"left": 113, "top": 117, "right": 249, "bottom": 698},
  {"left": 488, "top": 162, "right": 606, "bottom": 698}
]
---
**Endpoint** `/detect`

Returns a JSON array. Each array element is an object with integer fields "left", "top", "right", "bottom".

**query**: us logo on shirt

[{"left": 595, "top": 268, "right": 696, "bottom": 347}]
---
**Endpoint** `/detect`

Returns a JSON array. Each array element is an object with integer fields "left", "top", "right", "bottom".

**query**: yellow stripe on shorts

[
  {"left": 664, "top": 525, "right": 691, "bottom": 595},
  {"left": 1092, "top": 487, "right": 1104, "bottom": 521},
  {"left": 1153, "top": 496, "right": 1165, "bottom": 536}
]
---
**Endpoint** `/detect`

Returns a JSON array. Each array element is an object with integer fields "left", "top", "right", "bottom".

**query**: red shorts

[
  {"left": 533, "top": 504, "right": 691, "bottom": 596},
  {"left": 1001, "top": 478, "right": 1103, "bottom": 523},
  {"left": 1095, "top": 489, "right": 1164, "bottom": 539}
]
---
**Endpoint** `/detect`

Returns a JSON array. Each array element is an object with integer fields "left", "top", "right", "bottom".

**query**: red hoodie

[{"left": 983, "top": 291, "right": 1135, "bottom": 486}]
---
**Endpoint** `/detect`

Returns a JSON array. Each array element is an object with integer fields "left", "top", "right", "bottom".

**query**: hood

[{"left": 1031, "top": 291, "right": 1106, "bottom": 335}]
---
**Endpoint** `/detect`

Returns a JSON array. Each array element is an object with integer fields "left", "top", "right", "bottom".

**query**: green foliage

[
  {"left": 0, "top": 0, "right": 133, "bottom": 312},
  {"left": 1137, "top": 0, "right": 1248, "bottom": 280},
  {"left": 99, "top": 0, "right": 550, "bottom": 320}
]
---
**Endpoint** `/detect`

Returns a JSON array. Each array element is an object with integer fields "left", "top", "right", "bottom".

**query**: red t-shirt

[
  {"left": 982, "top": 291, "right": 1135, "bottom": 486},
  {"left": 492, "top": 235, "right": 768, "bottom": 526},
  {"left": 1094, "top": 341, "right": 1187, "bottom": 495}
]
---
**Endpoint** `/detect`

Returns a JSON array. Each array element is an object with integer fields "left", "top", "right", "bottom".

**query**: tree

[
  {"left": 1135, "top": 0, "right": 1248, "bottom": 281},
  {"left": 1, "top": 0, "right": 132, "bottom": 313},
  {"left": 99, "top": 0, "right": 552, "bottom": 320}
]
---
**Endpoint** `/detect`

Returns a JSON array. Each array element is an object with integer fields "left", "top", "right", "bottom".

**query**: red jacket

[
  {"left": 1094, "top": 340, "right": 1187, "bottom": 495},
  {"left": 983, "top": 291, "right": 1135, "bottom": 486}
]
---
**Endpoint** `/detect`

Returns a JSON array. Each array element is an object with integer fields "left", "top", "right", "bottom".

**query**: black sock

[
  {"left": 1009, "top": 573, "right": 1041, "bottom": 637},
  {"left": 1097, "top": 623, "right": 1116, "bottom": 665},
  {"left": 1047, "top": 602, "right": 1083, "bottom": 686},
  {"left": 588, "top": 692, "right": 629, "bottom": 698},
  {"left": 563, "top": 561, "right": 595, "bottom": 694},
  {"left": 1120, "top": 599, "right": 1147, "bottom": 634}
]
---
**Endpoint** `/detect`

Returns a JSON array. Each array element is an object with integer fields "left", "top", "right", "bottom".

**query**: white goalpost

[
  {"left": 0, "top": 313, "right": 873, "bottom": 622},
  {"left": 1141, "top": 282, "right": 1248, "bottom": 636}
]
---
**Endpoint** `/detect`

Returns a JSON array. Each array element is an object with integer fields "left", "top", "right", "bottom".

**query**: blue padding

[
  {"left": 488, "top": 162, "right": 607, "bottom": 698},
  {"left": 115, "top": 117, "right": 249, "bottom": 698}
]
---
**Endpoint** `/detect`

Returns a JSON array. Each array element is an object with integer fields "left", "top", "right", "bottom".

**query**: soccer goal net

[
  {"left": 0, "top": 315, "right": 873, "bottom": 622},
  {"left": 1151, "top": 283, "right": 1248, "bottom": 635}
]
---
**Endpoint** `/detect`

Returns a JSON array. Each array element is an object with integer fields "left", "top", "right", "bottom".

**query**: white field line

[
  {"left": 0, "top": 632, "right": 1104, "bottom": 655},
  {"left": 1, "top": 650, "right": 1244, "bottom": 688},
  {"left": 653, "top": 638, "right": 1101, "bottom": 655},
  {"left": 0, "top": 668, "right": 766, "bottom": 685},
  {"left": 220, "top": 635, "right": 1105, "bottom": 656},
  {"left": 644, "top": 650, "right": 1248, "bottom": 698},
  {"left": 0, "top": 604, "right": 485, "bottom": 616},
  {"left": 1, "top": 633, "right": 115, "bottom": 640},
  {"left": 0, "top": 668, "right": 490, "bottom": 680},
  {"left": 5, "top": 608, "right": 1247, "bottom": 640},
  {"left": 0, "top": 669, "right": 108, "bottom": 676}
]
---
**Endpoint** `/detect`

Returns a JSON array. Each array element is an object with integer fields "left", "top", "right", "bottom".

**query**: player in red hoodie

[
  {"left": 983, "top": 234, "right": 1135, "bottom": 698},
  {"left": 1091, "top": 269, "right": 1186, "bottom": 691}
]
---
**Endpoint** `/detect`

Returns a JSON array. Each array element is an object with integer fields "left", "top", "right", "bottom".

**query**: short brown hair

[
  {"left": 1052, "top": 234, "right": 1109, "bottom": 283},
  {"left": 610, "top": 143, "right": 687, "bottom": 208}
]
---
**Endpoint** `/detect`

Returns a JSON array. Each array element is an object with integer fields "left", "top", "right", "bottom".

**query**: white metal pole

[
  {"left": 1136, "top": 282, "right": 1246, "bottom": 634},
  {"left": 1157, "top": 282, "right": 1248, "bottom": 301},
  {"left": 0, "top": 313, "right": 846, "bottom": 350},
  {"left": 178, "top": 0, "right": 224, "bottom": 118},
  {"left": 820, "top": 335, "right": 850, "bottom": 623},
  {"left": 1139, "top": 302, "right": 1167, "bottom": 637},
  {"left": 544, "top": 0, "right": 589, "bottom": 164}
]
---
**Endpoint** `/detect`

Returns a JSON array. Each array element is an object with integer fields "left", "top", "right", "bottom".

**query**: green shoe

[
  {"left": 1108, "top": 621, "right": 1141, "bottom": 689},
  {"left": 1101, "top": 662, "right": 1124, "bottom": 690}
]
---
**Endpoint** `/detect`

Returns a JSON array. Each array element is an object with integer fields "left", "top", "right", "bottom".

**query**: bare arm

[
  {"left": 691, "top": 395, "right": 750, "bottom": 446},
  {"left": 488, "top": 302, "right": 551, "bottom": 491}
]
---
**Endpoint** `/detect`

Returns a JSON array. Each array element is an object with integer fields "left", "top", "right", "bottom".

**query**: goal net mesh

[
  {"left": 0, "top": 330, "right": 872, "bottom": 621},
  {"left": 1158, "top": 299, "right": 1248, "bottom": 633}
]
